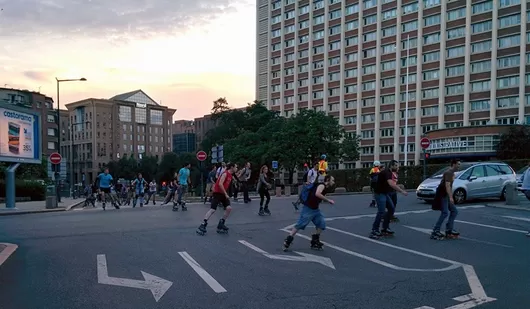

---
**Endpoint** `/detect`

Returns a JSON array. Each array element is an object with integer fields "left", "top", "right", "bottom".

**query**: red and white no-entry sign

[
  {"left": 196, "top": 150, "right": 207, "bottom": 162},
  {"left": 420, "top": 137, "right": 431, "bottom": 150},
  {"left": 49, "top": 152, "right": 62, "bottom": 165}
]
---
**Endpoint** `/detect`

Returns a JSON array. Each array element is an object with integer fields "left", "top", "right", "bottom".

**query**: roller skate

[
  {"left": 181, "top": 201, "right": 187, "bottom": 211},
  {"left": 292, "top": 201, "right": 299, "bottom": 211},
  {"left": 102, "top": 203, "right": 106, "bottom": 211},
  {"left": 445, "top": 230, "right": 460, "bottom": 239},
  {"left": 381, "top": 228, "right": 394, "bottom": 237},
  {"left": 196, "top": 221, "right": 207, "bottom": 236},
  {"left": 263, "top": 207, "right": 271, "bottom": 216},
  {"left": 216, "top": 219, "right": 229, "bottom": 234},
  {"left": 310, "top": 234, "right": 324, "bottom": 250},
  {"left": 369, "top": 230, "right": 382, "bottom": 239},
  {"left": 390, "top": 216, "right": 399, "bottom": 223},
  {"left": 258, "top": 207, "right": 265, "bottom": 216},
  {"left": 172, "top": 201, "right": 179, "bottom": 211},
  {"left": 283, "top": 235, "right": 294, "bottom": 251},
  {"left": 369, "top": 200, "right": 376, "bottom": 208},
  {"left": 430, "top": 230, "right": 445, "bottom": 240}
]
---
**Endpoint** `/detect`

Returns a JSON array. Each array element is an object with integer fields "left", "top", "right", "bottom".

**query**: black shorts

[
  {"left": 210, "top": 192, "right": 231, "bottom": 210},
  {"left": 100, "top": 187, "right": 111, "bottom": 194}
]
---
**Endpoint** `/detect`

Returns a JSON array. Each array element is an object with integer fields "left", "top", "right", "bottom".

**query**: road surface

[{"left": 0, "top": 194, "right": 529, "bottom": 309}]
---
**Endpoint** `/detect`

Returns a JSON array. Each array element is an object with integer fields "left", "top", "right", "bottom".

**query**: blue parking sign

[{"left": 272, "top": 161, "right": 278, "bottom": 169}]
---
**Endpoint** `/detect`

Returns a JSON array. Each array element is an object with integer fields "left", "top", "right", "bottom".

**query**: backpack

[
  {"left": 300, "top": 182, "right": 319, "bottom": 205},
  {"left": 302, "top": 170, "right": 309, "bottom": 182}
]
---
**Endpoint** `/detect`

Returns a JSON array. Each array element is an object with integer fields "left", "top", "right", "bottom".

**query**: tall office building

[{"left": 256, "top": 0, "right": 530, "bottom": 167}]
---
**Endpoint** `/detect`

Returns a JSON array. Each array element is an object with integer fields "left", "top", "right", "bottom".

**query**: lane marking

[
  {"left": 178, "top": 251, "right": 227, "bottom": 293},
  {"left": 0, "top": 243, "right": 18, "bottom": 266},
  {"left": 403, "top": 226, "right": 513, "bottom": 249},
  {"left": 455, "top": 220, "right": 527, "bottom": 234},
  {"left": 279, "top": 229, "right": 458, "bottom": 272},
  {"left": 503, "top": 215, "right": 530, "bottom": 223}
]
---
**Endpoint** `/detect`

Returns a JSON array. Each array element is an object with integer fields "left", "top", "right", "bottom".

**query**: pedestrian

[
  {"left": 132, "top": 173, "right": 147, "bottom": 208},
  {"left": 256, "top": 165, "right": 272, "bottom": 216},
  {"left": 204, "top": 166, "right": 217, "bottom": 204},
  {"left": 430, "top": 159, "right": 461, "bottom": 240},
  {"left": 369, "top": 161, "right": 383, "bottom": 207},
  {"left": 370, "top": 160, "right": 408, "bottom": 239},
  {"left": 239, "top": 162, "right": 252, "bottom": 203},
  {"left": 196, "top": 163, "right": 238, "bottom": 235},
  {"left": 292, "top": 162, "right": 319, "bottom": 210},
  {"left": 317, "top": 154, "right": 328, "bottom": 182},
  {"left": 283, "top": 175, "right": 335, "bottom": 251}
]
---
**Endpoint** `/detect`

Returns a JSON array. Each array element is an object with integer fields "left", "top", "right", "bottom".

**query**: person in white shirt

[{"left": 292, "top": 162, "right": 319, "bottom": 210}]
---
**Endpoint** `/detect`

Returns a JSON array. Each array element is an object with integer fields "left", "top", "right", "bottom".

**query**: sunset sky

[{"left": 0, "top": 0, "right": 256, "bottom": 120}]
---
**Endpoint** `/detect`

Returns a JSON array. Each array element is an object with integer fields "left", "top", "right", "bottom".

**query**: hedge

[
  {"left": 0, "top": 180, "right": 46, "bottom": 201},
  {"left": 328, "top": 159, "right": 528, "bottom": 192}
]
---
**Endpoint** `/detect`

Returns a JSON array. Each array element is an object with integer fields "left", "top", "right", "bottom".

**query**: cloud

[
  {"left": 0, "top": 0, "right": 243, "bottom": 41},
  {"left": 23, "top": 71, "right": 52, "bottom": 82}
]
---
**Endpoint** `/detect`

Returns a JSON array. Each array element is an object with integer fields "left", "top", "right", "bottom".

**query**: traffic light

[{"left": 425, "top": 152, "right": 431, "bottom": 160}]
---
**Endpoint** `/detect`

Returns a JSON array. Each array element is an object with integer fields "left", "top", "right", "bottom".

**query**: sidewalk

[
  {"left": 0, "top": 198, "right": 84, "bottom": 216},
  {"left": 484, "top": 192, "right": 530, "bottom": 211}
]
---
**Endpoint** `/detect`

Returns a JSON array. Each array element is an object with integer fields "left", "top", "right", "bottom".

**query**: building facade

[
  {"left": 64, "top": 90, "right": 176, "bottom": 185},
  {"left": 256, "top": 0, "right": 530, "bottom": 167},
  {"left": 172, "top": 133, "right": 197, "bottom": 154},
  {"left": 172, "top": 120, "right": 195, "bottom": 134}
]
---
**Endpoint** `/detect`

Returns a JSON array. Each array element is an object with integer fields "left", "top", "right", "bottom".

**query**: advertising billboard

[{"left": 0, "top": 103, "right": 42, "bottom": 164}]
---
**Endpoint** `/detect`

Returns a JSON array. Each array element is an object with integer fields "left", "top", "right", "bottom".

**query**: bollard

[
  {"left": 285, "top": 186, "right": 291, "bottom": 196},
  {"left": 505, "top": 182, "right": 520, "bottom": 205}
]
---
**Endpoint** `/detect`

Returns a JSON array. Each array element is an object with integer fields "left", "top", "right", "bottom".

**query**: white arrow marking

[
  {"left": 96, "top": 254, "right": 172, "bottom": 302},
  {"left": 403, "top": 226, "right": 513, "bottom": 248},
  {"left": 178, "top": 251, "right": 227, "bottom": 293},
  {"left": 503, "top": 215, "right": 530, "bottom": 222},
  {"left": 238, "top": 240, "right": 335, "bottom": 269}
]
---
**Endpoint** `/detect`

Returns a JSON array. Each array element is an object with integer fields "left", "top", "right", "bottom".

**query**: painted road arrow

[
  {"left": 238, "top": 240, "right": 335, "bottom": 269},
  {"left": 403, "top": 226, "right": 513, "bottom": 248},
  {"left": 96, "top": 254, "right": 173, "bottom": 302}
]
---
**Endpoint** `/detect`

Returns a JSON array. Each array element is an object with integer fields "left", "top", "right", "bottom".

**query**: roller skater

[
  {"left": 283, "top": 175, "right": 335, "bottom": 251},
  {"left": 96, "top": 168, "right": 119, "bottom": 210},
  {"left": 132, "top": 173, "right": 147, "bottom": 208},
  {"left": 257, "top": 165, "right": 272, "bottom": 216},
  {"left": 292, "top": 162, "right": 318, "bottom": 211},
  {"left": 196, "top": 163, "right": 237, "bottom": 236},
  {"left": 369, "top": 161, "right": 383, "bottom": 208},
  {"left": 369, "top": 160, "right": 407, "bottom": 239},
  {"left": 175, "top": 163, "right": 191, "bottom": 211},
  {"left": 430, "top": 159, "right": 461, "bottom": 240}
]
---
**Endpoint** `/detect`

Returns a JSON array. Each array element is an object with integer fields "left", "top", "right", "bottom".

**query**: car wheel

[
  {"left": 453, "top": 189, "right": 466, "bottom": 204},
  {"left": 500, "top": 186, "right": 507, "bottom": 201}
]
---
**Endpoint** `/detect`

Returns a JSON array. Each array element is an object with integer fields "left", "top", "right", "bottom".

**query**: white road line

[
  {"left": 455, "top": 220, "right": 528, "bottom": 234},
  {"left": 0, "top": 243, "right": 18, "bottom": 266},
  {"left": 413, "top": 307, "right": 435, "bottom": 309},
  {"left": 403, "top": 226, "right": 513, "bottom": 249},
  {"left": 178, "top": 251, "right": 227, "bottom": 293},
  {"left": 503, "top": 215, "right": 530, "bottom": 223}
]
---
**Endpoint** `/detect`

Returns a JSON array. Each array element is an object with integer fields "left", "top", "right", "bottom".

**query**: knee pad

[{"left": 226, "top": 205, "right": 232, "bottom": 211}]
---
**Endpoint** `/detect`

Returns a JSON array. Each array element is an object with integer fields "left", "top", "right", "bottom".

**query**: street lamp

[
  {"left": 70, "top": 121, "right": 90, "bottom": 195},
  {"left": 55, "top": 77, "right": 86, "bottom": 201}
]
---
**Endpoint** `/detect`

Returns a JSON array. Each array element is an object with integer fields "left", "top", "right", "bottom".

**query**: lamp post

[
  {"left": 70, "top": 121, "right": 90, "bottom": 196},
  {"left": 55, "top": 77, "right": 86, "bottom": 200},
  {"left": 403, "top": 35, "right": 410, "bottom": 167}
]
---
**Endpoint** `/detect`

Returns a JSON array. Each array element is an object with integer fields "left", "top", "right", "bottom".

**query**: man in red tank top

[{"left": 197, "top": 163, "right": 238, "bottom": 235}]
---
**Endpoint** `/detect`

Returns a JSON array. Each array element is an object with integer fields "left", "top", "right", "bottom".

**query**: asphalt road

[{"left": 0, "top": 193, "right": 529, "bottom": 309}]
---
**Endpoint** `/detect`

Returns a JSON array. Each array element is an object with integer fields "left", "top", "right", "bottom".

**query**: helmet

[
  {"left": 321, "top": 154, "right": 327, "bottom": 160},
  {"left": 373, "top": 160, "right": 381, "bottom": 166}
]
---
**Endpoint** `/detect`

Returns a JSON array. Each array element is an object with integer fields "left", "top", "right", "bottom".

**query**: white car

[
  {"left": 516, "top": 166, "right": 528, "bottom": 187},
  {"left": 416, "top": 162, "right": 516, "bottom": 204}
]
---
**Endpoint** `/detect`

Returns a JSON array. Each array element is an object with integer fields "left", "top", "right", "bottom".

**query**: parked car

[
  {"left": 416, "top": 162, "right": 516, "bottom": 204},
  {"left": 516, "top": 166, "right": 528, "bottom": 187}
]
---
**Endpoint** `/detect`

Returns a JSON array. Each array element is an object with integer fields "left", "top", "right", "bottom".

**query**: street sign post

[
  {"left": 49, "top": 152, "right": 62, "bottom": 165},
  {"left": 272, "top": 161, "right": 278, "bottom": 170},
  {"left": 420, "top": 138, "right": 430, "bottom": 181},
  {"left": 196, "top": 151, "right": 207, "bottom": 202},
  {"left": 211, "top": 145, "right": 224, "bottom": 164}
]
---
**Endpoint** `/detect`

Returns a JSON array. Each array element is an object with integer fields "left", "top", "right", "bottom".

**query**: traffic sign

[
  {"left": 49, "top": 152, "right": 62, "bottom": 165},
  {"left": 272, "top": 161, "right": 278, "bottom": 169},
  {"left": 420, "top": 137, "right": 431, "bottom": 150},
  {"left": 196, "top": 151, "right": 207, "bottom": 162}
]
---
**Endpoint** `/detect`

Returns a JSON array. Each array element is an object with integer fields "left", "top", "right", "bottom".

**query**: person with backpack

[
  {"left": 369, "top": 161, "right": 383, "bottom": 207},
  {"left": 256, "top": 165, "right": 272, "bottom": 215},
  {"left": 283, "top": 175, "right": 335, "bottom": 251},
  {"left": 317, "top": 154, "right": 328, "bottom": 182},
  {"left": 292, "top": 162, "right": 319, "bottom": 210}
]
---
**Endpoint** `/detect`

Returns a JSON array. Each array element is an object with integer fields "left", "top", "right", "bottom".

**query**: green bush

[
  {"left": 329, "top": 159, "right": 528, "bottom": 192},
  {"left": 0, "top": 180, "right": 46, "bottom": 201}
]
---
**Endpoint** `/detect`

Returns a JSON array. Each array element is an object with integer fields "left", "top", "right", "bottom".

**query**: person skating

[
  {"left": 370, "top": 160, "right": 407, "bottom": 239},
  {"left": 431, "top": 159, "right": 461, "bottom": 240},
  {"left": 196, "top": 163, "right": 238, "bottom": 235},
  {"left": 238, "top": 162, "right": 252, "bottom": 203},
  {"left": 132, "top": 173, "right": 147, "bottom": 208},
  {"left": 369, "top": 161, "right": 383, "bottom": 207},
  {"left": 292, "top": 162, "right": 319, "bottom": 210},
  {"left": 204, "top": 165, "right": 217, "bottom": 204},
  {"left": 145, "top": 180, "right": 157, "bottom": 205},
  {"left": 96, "top": 168, "right": 119, "bottom": 210},
  {"left": 317, "top": 154, "right": 328, "bottom": 182},
  {"left": 175, "top": 163, "right": 191, "bottom": 211},
  {"left": 256, "top": 165, "right": 272, "bottom": 216},
  {"left": 388, "top": 166, "right": 400, "bottom": 222},
  {"left": 283, "top": 175, "right": 335, "bottom": 251}
]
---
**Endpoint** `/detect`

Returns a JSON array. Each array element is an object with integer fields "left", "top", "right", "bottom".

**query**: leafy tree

[
  {"left": 106, "top": 156, "right": 138, "bottom": 180},
  {"left": 496, "top": 126, "right": 530, "bottom": 160},
  {"left": 157, "top": 152, "right": 181, "bottom": 182},
  {"left": 138, "top": 155, "right": 158, "bottom": 181},
  {"left": 211, "top": 97, "right": 231, "bottom": 120}
]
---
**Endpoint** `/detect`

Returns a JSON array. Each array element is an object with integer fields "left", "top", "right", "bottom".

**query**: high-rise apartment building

[
  {"left": 64, "top": 90, "right": 176, "bottom": 184},
  {"left": 256, "top": 0, "right": 530, "bottom": 167}
]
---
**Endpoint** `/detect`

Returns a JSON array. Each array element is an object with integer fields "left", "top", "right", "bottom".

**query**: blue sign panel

[
  {"left": 0, "top": 103, "right": 42, "bottom": 164},
  {"left": 211, "top": 145, "right": 224, "bottom": 163},
  {"left": 272, "top": 160, "right": 278, "bottom": 169}
]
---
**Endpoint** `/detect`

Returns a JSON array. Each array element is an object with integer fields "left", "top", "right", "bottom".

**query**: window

[
  {"left": 47, "top": 128, "right": 55, "bottom": 136},
  {"left": 422, "top": 106, "right": 439, "bottom": 116},
  {"left": 447, "top": 46, "right": 465, "bottom": 58},
  {"left": 285, "top": 10, "right": 295, "bottom": 19},
  {"left": 47, "top": 141, "right": 56, "bottom": 150},
  {"left": 362, "top": 114, "right": 375, "bottom": 123},
  {"left": 363, "top": 48, "right": 376, "bottom": 58},
  {"left": 329, "top": 9, "right": 341, "bottom": 20},
  {"left": 380, "top": 145, "right": 394, "bottom": 154},
  {"left": 361, "top": 130, "right": 374, "bottom": 139},
  {"left": 362, "top": 97, "right": 376, "bottom": 107},
  {"left": 364, "top": 0, "right": 377, "bottom": 9},
  {"left": 422, "top": 88, "right": 439, "bottom": 99},
  {"left": 423, "top": 69, "right": 440, "bottom": 81},
  {"left": 402, "top": 2, "right": 418, "bottom": 14},
  {"left": 313, "top": 91, "right": 324, "bottom": 99},
  {"left": 299, "top": 5, "right": 309, "bottom": 15},
  {"left": 471, "top": 40, "right": 492, "bottom": 53},
  {"left": 285, "top": 24, "right": 295, "bottom": 34},
  {"left": 298, "top": 93, "right": 308, "bottom": 101},
  {"left": 344, "top": 116, "right": 357, "bottom": 124},
  {"left": 271, "top": 15, "right": 281, "bottom": 24},
  {"left": 499, "top": 0, "right": 520, "bottom": 8},
  {"left": 470, "top": 100, "right": 490, "bottom": 111},
  {"left": 47, "top": 114, "right": 55, "bottom": 123},
  {"left": 498, "top": 34, "right": 520, "bottom": 48},
  {"left": 498, "top": 55, "right": 520, "bottom": 68},
  {"left": 382, "top": 44, "right": 396, "bottom": 55},
  {"left": 424, "top": 32, "right": 440, "bottom": 45},
  {"left": 499, "top": 14, "right": 521, "bottom": 28},
  {"left": 313, "top": 30, "right": 325, "bottom": 40},
  {"left": 447, "top": 8, "right": 465, "bottom": 21},
  {"left": 402, "top": 37, "right": 418, "bottom": 49},
  {"left": 329, "top": 25, "right": 341, "bottom": 36},
  {"left": 346, "top": 36, "right": 359, "bottom": 46},
  {"left": 135, "top": 107, "right": 147, "bottom": 124},
  {"left": 400, "top": 108, "right": 416, "bottom": 119},
  {"left": 285, "top": 53, "right": 295, "bottom": 61},
  {"left": 313, "top": 60, "right": 324, "bottom": 69},
  {"left": 401, "top": 73, "right": 417, "bottom": 84},
  {"left": 285, "top": 82, "right": 294, "bottom": 90},
  {"left": 471, "top": 80, "right": 491, "bottom": 92},
  {"left": 299, "top": 64, "right": 308, "bottom": 73},
  {"left": 284, "top": 96, "right": 294, "bottom": 104},
  {"left": 313, "top": 45, "right": 324, "bottom": 54},
  {"left": 382, "top": 60, "right": 396, "bottom": 71},
  {"left": 424, "top": 14, "right": 441, "bottom": 26},
  {"left": 329, "top": 56, "right": 341, "bottom": 66},
  {"left": 497, "top": 76, "right": 519, "bottom": 89},
  {"left": 447, "top": 27, "right": 466, "bottom": 39},
  {"left": 381, "top": 111, "right": 395, "bottom": 121},
  {"left": 119, "top": 106, "right": 132, "bottom": 122},
  {"left": 345, "top": 20, "right": 359, "bottom": 31},
  {"left": 313, "top": 0, "right": 324, "bottom": 9},
  {"left": 345, "top": 85, "right": 357, "bottom": 93},
  {"left": 381, "top": 95, "right": 396, "bottom": 104},
  {"left": 150, "top": 110, "right": 163, "bottom": 125},
  {"left": 424, "top": 0, "right": 440, "bottom": 8},
  {"left": 313, "top": 14, "right": 324, "bottom": 25},
  {"left": 401, "top": 91, "right": 417, "bottom": 102},
  {"left": 271, "top": 84, "right": 281, "bottom": 92},
  {"left": 345, "top": 68, "right": 357, "bottom": 78},
  {"left": 402, "top": 20, "right": 418, "bottom": 32},
  {"left": 446, "top": 84, "right": 464, "bottom": 95},
  {"left": 382, "top": 26, "right": 397, "bottom": 37},
  {"left": 328, "top": 87, "right": 340, "bottom": 96},
  {"left": 423, "top": 51, "right": 440, "bottom": 63},
  {"left": 346, "top": 53, "right": 358, "bottom": 62},
  {"left": 496, "top": 96, "right": 519, "bottom": 108},
  {"left": 381, "top": 77, "right": 396, "bottom": 88},
  {"left": 471, "top": 60, "right": 491, "bottom": 73},
  {"left": 382, "top": 9, "right": 397, "bottom": 20},
  {"left": 446, "top": 103, "right": 464, "bottom": 114},
  {"left": 364, "top": 31, "right": 376, "bottom": 42},
  {"left": 363, "top": 64, "right": 376, "bottom": 74},
  {"left": 313, "top": 75, "right": 323, "bottom": 83},
  {"left": 472, "top": 1, "right": 493, "bottom": 14},
  {"left": 299, "top": 20, "right": 309, "bottom": 29},
  {"left": 381, "top": 128, "right": 394, "bottom": 137},
  {"left": 362, "top": 81, "right": 376, "bottom": 91},
  {"left": 299, "top": 35, "right": 309, "bottom": 44},
  {"left": 402, "top": 55, "right": 418, "bottom": 66},
  {"left": 446, "top": 65, "right": 465, "bottom": 77},
  {"left": 364, "top": 14, "right": 377, "bottom": 25},
  {"left": 472, "top": 20, "right": 493, "bottom": 33},
  {"left": 422, "top": 124, "right": 439, "bottom": 133}
]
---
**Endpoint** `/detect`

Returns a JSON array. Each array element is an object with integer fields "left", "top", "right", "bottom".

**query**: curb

[
  {"left": 0, "top": 243, "right": 18, "bottom": 266},
  {"left": 0, "top": 207, "right": 66, "bottom": 216},
  {"left": 66, "top": 200, "right": 85, "bottom": 211},
  {"left": 485, "top": 203, "right": 530, "bottom": 212}
]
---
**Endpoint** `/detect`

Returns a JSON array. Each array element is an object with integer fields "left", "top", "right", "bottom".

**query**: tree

[
  {"left": 496, "top": 126, "right": 530, "bottom": 160},
  {"left": 106, "top": 156, "right": 138, "bottom": 180},
  {"left": 211, "top": 97, "right": 231, "bottom": 120},
  {"left": 138, "top": 156, "right": 158, "bottom": 181},
  {"left": 157, "top": 152, "right": 181, "bottom": 182}
]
